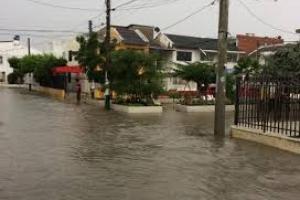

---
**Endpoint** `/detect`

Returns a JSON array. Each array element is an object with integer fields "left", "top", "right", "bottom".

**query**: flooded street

[{"left": 1, "top": 88, "right": 300, "bottom": 200}]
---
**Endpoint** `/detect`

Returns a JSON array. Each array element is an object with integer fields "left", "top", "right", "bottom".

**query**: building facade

[{"left": 0, "top": 36, "right": 40, "bottom": 83}]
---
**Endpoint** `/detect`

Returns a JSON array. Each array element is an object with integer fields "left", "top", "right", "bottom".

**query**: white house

[
  {"left": 44, "top": 37, "right": 80, "bottom": 66},
  {"left": 152, "top": 33, "right": 245, "bottom": 92},
  {"left": 0, "top": 36, "right": 40, "bottom": 83}
]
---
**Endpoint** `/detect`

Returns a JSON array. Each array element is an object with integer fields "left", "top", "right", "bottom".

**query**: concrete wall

[
  {"left": 34, "top": 85, "right": 65, "bottom": 100},
  {"left": 231, "top": 126, "right": 300, "bottom": 155},
  {"left": 111, "top": 104, "right": 163, "bottom": 114},
  {"left": 175, "top": 104, "right": 235, "bottom": 113}
]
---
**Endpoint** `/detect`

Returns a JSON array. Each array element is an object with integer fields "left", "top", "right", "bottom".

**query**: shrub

[{"left": 7, "top": 71, "right": 23, "bottom": 84}]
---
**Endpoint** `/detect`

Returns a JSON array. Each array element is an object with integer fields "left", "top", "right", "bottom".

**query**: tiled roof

[
  {"left": 165, "top": 34, "right": 239, "bottom": 51},
  {"left": 115, "top": 26, "right": 148, "bottom": 45}
]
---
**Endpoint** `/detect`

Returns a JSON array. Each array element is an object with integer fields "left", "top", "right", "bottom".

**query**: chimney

[{"left": 13, "top": 35, "right": 20, "bottom": 46}]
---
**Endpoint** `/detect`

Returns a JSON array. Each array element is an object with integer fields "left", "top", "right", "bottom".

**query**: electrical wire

[
  {"left": 0, "top": 28, "right": 84, "bottom": 34},
  {"left": 24, "top": 0, "right": 101, "bottom": 12},
  {"left": 113, "top": 0, "right": 140, "bottom": 9},
  {"left": 161, "top": 0, "right": 216, "bottom": 31},
  {"left": 116, "top": 0, "right": 181, "bottom": 11},
  {"left": 237, "top": 0, "right": 297, "bottom": 35}
]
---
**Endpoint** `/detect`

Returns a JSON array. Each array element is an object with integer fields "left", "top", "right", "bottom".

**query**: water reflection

[{"left": 0, "top": 88, "right": 300, "bottom": 200}]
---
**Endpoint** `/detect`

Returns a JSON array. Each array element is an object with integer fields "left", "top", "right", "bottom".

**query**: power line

[
  {"left": 237, "top": 0, "right": 297, "bottom": 35},
  {"left": 24, "top": 0, "right": 101, "bottom": 12},
  {"left": 161, "top": 0, "right": 216, "bottom": 31},
  {"left": 0, "top": 28, "right": 84, "bottom": 34},
  {"left": 116, "top": 0, "right": 181, "bottom": 11},
  {"left": 114, "top": 0, "right": 140, "bottom": 9}
]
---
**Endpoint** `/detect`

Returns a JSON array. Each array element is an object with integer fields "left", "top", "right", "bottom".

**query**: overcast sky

[{"left": 0, "top": 0, "right": 299, "bottom": 49}]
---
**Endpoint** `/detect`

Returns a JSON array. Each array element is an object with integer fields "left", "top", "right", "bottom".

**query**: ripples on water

[{"left": 0, "top": 88, "right": 300, "bottom": 200}]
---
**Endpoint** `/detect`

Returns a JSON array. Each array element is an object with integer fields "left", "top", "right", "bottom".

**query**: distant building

[
  {"left": 44, "top": 38, "right": 80, "bottom": 66},
  {"left": 98, "top": 24, "right": 246, "bottom": 92},
  {"left": 153, "top": 33, "right": 244, "bottom": 92},
  {"left": 0, "top": 36, "right": 40, "bottom": 83},
  {"left": 237, "top": 33, "right": 284, "bottom": 55},
  {"left": 98, "top": 25, "right": 150, "bottom": 52}
]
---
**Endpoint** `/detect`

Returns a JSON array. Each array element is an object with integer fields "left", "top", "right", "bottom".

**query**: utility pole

[
  {"left": 89, "top": 20, "right": 93, "bottom": 34},
  {"left": 27, "top": 37, "right": 32, "bottom": 91},
  {"left": 27, "top": 38, "right": 31, "bottom": 55},
  {"left": 214, "top": 0, "right": 229, "bottom": 136},
  {"left": 104, "top": 0, "right": 111, "bottom": 110}
]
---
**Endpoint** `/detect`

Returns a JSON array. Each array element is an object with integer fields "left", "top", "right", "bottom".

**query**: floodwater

[{"left": 0, "top": 88, "right": 300, "bottom": 200}]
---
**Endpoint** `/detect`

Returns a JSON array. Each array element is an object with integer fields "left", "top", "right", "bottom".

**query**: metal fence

[{"left": 234, "top": 76, "right": 300, "bottom": 138}]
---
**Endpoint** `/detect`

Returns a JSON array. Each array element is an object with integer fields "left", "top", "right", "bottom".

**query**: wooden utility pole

[
  {"left": 214, "top": 0, "right": 229, "bottom": 136},
  {"left": 27, "top": 38, "right": 32, "bottom": 91},
  {"left": 104, "top": 0, "right": 111, "bottom": 110},
  {"left": 88, "top": 20, "right": 93, "bottom": 34},
  {"left": 27, "top": 38, "right": 31, "bottom": 55}
]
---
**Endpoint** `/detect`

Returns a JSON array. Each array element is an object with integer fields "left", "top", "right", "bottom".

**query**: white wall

[
  {"left": 0, "top": 41, "right": 40, "bottom": 83},
  {"left": 44, "top": 38, "right": 80, "bottom": 66}
]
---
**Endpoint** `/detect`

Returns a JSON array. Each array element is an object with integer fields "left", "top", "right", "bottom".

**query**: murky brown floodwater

[{"left": 0, "top": 88, "right": 300, "bottom": 200}]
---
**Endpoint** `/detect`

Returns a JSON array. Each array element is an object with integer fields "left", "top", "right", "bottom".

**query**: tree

[
  {"left": 75, "top": 32, "right": 105, "bottom": 82},
  {"left": 174, "top": 62, "right": 216, "bottom": 94},
  {"left": 265, "top": 43, "right": 300, "bottom": 76},
  {"left": 7, "top": 57, "right": 23, "bottom": 84},
  {"left": 234, "top": 57, "right": 261, "bottom": 76},
  {"left": 8, "top": 57, "right": 21, "bottom": 71},
  {"left": 33, "top": 54, "right": 66, "bottom": 86},
  {"left": 8, "top": 54, "right": 67, "bottom": 86},
  {"left": 109, "top": 50, "right": 164, "bottom": 104}
]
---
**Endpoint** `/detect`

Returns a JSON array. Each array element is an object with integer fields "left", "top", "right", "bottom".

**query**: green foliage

[
  {"left": 266, "top": 43, "right": 300, "bottom": 75},
  {"left": 234, "top": 57, "right": 261, "bottom": 76},
  {"left": 174, "top": 62, "right": 216, "bottom": 92},
  {"left": 225, "top": 73, "right": 235, "bottom": 103},
  {"left": 109, "top": 50, "right": 164, "bottom": 103},
  {"left": 8, "top": 54, "right": 67, "bottom": 86},
  {"left": 7, "top": 71, "right": 23, "bottom": 84},
  {"left": 19, "top": 55, "right": 44, "bottom": 74},
  {"left": 33, "top": 54, "right": 67, "bottom": 86},
  {"left": 75, "top": 33, "right": 105, "bottom": 81},
  {"left": 8, "top": 57, "right": 21, "bottom": 70}
]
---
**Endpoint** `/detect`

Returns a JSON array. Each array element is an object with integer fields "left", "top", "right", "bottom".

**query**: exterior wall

[
  {"left": 111, "top": 104, "right": 163, "bottom": 113},
  {"left": 33, "top": 85, "right": 65, "bottom": 100},
  {"left": 175, "top": 104, "right": 235, "bottom": 112},
  {"left": 115, "top": 43, "right": 149, "bottom": 53},
  {"left": 231, "top": 126, "right": 300, "bottom": 155},
  {"left": 164, "top": 48, "right": 200, "bottom": 92},
  {"left": 45, "top": 38, "right": 80, "bottom": 65},
  {"left": 237, "top": 34, "right": 284, "bottom": 54},
  {"left": 0, "top": 41, "right": 40, "bottom": 83}
]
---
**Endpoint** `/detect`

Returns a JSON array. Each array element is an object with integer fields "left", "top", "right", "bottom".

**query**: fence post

[{"left": 234, "top": 76, "right": 241, "bottom": 125}]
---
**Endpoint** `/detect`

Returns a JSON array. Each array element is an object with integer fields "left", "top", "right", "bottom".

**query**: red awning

[{"left": 52, "top": 66, "right": 84, "bottom": 74}]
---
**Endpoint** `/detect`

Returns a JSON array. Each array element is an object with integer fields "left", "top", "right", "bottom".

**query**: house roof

[
  {"left": 248, "top": 43, "right": 294, "bottom": 56},
  {"left": 165, "top": 34, "right": 239, "bottom": 52},
  {"left": 114, "top": 26, "right": 148, "bottom": 45},
  {"left": 237, "top": 34, "right": 284, "bottom": 54}
]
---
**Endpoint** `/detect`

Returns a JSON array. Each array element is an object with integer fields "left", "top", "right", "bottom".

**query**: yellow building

[{"left": 99, "top": 25, "right": 154, "bottom": 53}]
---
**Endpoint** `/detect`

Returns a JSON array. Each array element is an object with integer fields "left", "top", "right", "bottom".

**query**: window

[
  {"left": 0, "top": 56, "right": 3, "bottom": 64},
  {"left": 176, "top": 51, "right": 192, "bottom": 61}
]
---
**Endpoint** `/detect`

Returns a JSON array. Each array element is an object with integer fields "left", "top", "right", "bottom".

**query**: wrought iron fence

[{"left": 234, "top": 75, "right": 300, "bottom": 138}]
